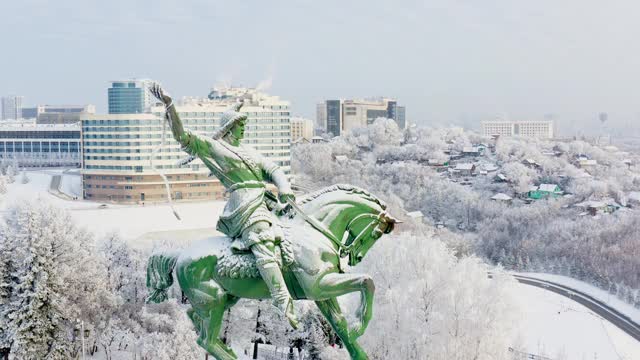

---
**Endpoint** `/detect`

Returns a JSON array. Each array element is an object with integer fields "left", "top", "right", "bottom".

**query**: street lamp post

[
  {"left": 81, "top": 321, "right": 86, "bottom": 360},
  {"left": 75, "top": 320, "right": 89, "bottom": 360}
]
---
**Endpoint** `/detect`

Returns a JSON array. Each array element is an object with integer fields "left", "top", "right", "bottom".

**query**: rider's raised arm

[{"left": 150, "top": 83, "right": 212, "bottom": 158}]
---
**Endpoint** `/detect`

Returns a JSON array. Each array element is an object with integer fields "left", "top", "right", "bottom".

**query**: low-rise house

[
  {"left": 462, "top": 146, "right": 481, "bottom": 157},
  {"left": 522, "top": 158, "right": 540, "bottom": 169},
  {"left": 579, "top": 159, "right": 598, "bottom": 169},
  {"left": 494, "top": 173, "right": 508, "bottom": 183},
  {"left": 574, "top": 199, "right": 621, "bottom": 216},
  {"left": 311, "top": 136, "right": 328, "bottom": 144},
  {"left": 454, "top": 163, "right": 476, "bottom": 176},
  {"left": 482, "top": 163, "right": 499, "bottom": 172},
  {"left": 427, "top": 159, "right": 449, "bottom": 167},
  {"left": 491, "top": 193, "right": 513, "bottom": 203},
  {"left": 528, "top": 184, "right": 562, "bottom": 199},
  {"left": 627, "top": 191, "right": 640, "bottom": 206},
  {"left": 334, "top": 155, "right": 348, "bottom": 163},
  {"left": 406, "top": 210, "right": 424, "bottom": 220}
]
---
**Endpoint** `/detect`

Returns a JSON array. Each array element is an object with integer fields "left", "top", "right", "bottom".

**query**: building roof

[
  {"left": 579, "top": 159, "right": 598, "bottom": 166},
  {"left": 538, "top": 184, "right": 560, "bottom": 192},
  {"left": 574, "top": 200, "right": 607, "bottom": 209},
  {"left": 491, "top": 193, "right": 513, "bottom": 201},
  {"left": 455, "top": 163, "right": 475, "bottom": 170}
]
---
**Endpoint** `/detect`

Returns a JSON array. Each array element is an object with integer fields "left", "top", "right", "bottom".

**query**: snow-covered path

[{"left": 510, "top": 282, "right": 640, "bottom": 359}]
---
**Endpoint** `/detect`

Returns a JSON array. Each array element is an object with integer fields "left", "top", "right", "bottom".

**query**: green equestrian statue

[
  {"left": 146, "top": 83, "right": 399, "bottom": 360},
  {"left": 150, "top": 83, "right": 299, "bottom": 328}
]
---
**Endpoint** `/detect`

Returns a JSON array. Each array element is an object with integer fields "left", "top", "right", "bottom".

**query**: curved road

[{"left": 504, "top": 274, "right": 640, "bottom": 342}]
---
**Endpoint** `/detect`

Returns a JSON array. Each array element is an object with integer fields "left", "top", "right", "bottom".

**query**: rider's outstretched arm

[{"left": 149, "top": 83, "right": 211, "bottom": 158}]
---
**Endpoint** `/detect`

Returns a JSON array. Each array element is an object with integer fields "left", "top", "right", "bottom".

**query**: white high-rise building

[
  {"left": 82, "top": 86, "right": 292, "bottom": 203},
  {"left": 481, "top": 120, "right": 554, "bottom": 139},
  {"left": 1, "top": 95, "right": 24, "bottom": 120},
  {"left": 290, "top": 117, "right": 314, "bottom": 142}
]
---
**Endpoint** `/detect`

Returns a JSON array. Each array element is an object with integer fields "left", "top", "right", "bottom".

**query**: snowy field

[
  {"left": 510, "top": 282, "right": 640, "bottom": 359},
  {"left": 4, "top": 169, "right": 225, "bottom": 247}
]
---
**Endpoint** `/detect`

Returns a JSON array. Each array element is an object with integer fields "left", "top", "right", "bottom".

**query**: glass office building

[
  {"left": 108, "top": 80, "right": 153, "bottom": 114},
  {"left": 0, "top": 122, "right": 81, "bottom": 167}
]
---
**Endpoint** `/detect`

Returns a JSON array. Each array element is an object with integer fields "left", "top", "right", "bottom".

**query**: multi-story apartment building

[
  {"left": 481, "top": 120, "right": 554, "bottom": 139},
  {"left": 1, "top": 95, "right": 24, "bottom": 120},
  {"left": 0, "top": 120, "right": 81, "bottom": 167},
  {"left": 81, "top": 86, "right": 291, "bottom": 203},
  {"left": 108, "top": 79, "right": 154, "bottom": 114},
  {"left": 21, "top": 104, "right": 96, "bottom": 124},
  {"left": 290, "top": 117, "right": 314, "bottom": 142},
  {"left": 316, "top": 97, "right": 406, "bottom": 136}
]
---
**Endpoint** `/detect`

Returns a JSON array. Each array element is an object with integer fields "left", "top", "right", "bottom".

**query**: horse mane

[{"left": 298, "top": 183, "right": 387, "bottom": 210}]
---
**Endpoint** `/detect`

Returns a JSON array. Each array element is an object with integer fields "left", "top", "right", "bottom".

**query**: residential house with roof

[{"left": 528, "top": 184, "right": 563, "bottom": 199}]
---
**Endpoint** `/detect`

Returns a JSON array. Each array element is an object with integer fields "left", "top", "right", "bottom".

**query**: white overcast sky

[{"left": 2, "top": 0, "right": 640, "bottom": 132}]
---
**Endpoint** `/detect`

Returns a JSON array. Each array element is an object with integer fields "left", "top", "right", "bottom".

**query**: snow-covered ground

[
  {"left": 514, "top": 272, "right": 640, "bottom": 325},
  {"left": 4, "top": 169, "right": 225, "bottom": 247},
  {"left": 59, "top": 169, "right": 82, "bottom": 198},
  {"left": 510, "top": 282, "right": 640, "bottom": 359}
]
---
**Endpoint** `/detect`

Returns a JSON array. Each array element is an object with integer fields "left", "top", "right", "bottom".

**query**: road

[{"left": 507, "top": 274, "right": 640, "bottom": 342}]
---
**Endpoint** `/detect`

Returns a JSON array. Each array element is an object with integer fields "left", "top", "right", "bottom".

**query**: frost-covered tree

[
  {"left": 0, "top": 216, "right": 17, "bottom": 359},
  {"left": 20, "top": 171, "right": 29, "bottom": 184},
  {"left": 138, "top": 300, "right": 201, "bottom": 360},
  {"left": 5, "top": 165, "right": 15, "bottom": 184},
  {"left": 2, "top": 202, "right": 73, "bottom": 358},
  {"left": 358, "top": 233, "right": 516, "bottom": 360},
  {"left": 0, "top": 176, "right": 7, "bottom": 195}
]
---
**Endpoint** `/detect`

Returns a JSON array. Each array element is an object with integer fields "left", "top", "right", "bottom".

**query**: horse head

[
  {"left": 343, "top": 209, "right": 400, "bottom": 266},
  {"left": 298, "top": 184, "right": 401, "bottom": 266}
]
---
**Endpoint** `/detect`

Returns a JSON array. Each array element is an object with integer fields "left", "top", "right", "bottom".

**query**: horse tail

[{"left": 146, "top": 252, "right": 179, "bottom": 304}]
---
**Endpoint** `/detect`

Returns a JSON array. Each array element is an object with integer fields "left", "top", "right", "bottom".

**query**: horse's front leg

[
  {"left": 314, "top": 273, "right": 374, "bottom": 339},
  {"left": 315, "top": 297, "right": 369, "bottom": 360}
]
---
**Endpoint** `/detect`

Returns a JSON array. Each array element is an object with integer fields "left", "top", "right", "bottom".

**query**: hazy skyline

[{"left": 2, "top": 0, "right": 640, "bottom": 132}]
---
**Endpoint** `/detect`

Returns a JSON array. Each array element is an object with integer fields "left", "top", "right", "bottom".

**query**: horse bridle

[{"left": 342, "top": 212, "right": 386, "bottom": 256}]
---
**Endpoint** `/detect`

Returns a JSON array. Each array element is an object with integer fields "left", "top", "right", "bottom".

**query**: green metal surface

[{"left": 145, "top": 84, "right": 399, "bottom": 360}]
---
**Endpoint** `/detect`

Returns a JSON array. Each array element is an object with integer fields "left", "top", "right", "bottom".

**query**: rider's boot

[{"left": 252, "top": 242, "right": 299, "bottom": 329}]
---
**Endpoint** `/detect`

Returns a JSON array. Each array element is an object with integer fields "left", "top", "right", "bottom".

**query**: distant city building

[
  {"left": 316, "top": 97, "right": 406, "bottom": 136},
  {"left": 315, "top": 103, "right": 327, "bottom": 130},
  {"left": 82, "top": 86, "right": 292, "bottom": 203},
  {"left": 108, "top": 79, "right": 154, "bottom": 114},
  {"left": 481, "top": 120, "right": 554, "bottom": 139},
  {"left": 0, "top": 120, "right": 81, "bottom": 167},
  {"left": 1, "top": 95, "right": 24, "bottom": 120},
  {"left": 396, "top": 106, "right": 406, "bottom": 129},
  {"left": 21, "top": 104, "right": 96, "bottom": 124},
  {"left": 290, "top": 117, "right": 314, "bottom": 142}
]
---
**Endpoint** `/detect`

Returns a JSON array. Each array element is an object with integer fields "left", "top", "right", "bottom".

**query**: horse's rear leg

[
  {"left": 315, "top": 298, "right": 369, "bottom": 360},
  {"left": 186, "top": 281, "right": 238, "bottom": 360}
]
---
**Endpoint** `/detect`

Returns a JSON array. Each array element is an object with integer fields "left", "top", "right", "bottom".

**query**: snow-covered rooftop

[
  {"left": 538, "top": 184, "right": 560, "bottom": 192},
  {"left": 491, "top": 193, "right": 512, "bottom": 201},
  {"left": 406, "top": 210, "right": 424, "bottom": 219},
  {"left": 455, "top": 163, "right": 475, "bottom": 170}
]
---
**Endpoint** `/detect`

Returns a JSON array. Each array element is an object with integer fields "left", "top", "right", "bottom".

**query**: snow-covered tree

[
  {"left": 0, "top": 176, "right": 7, "bottom": 195},
  {"left": 5, "top": 165, "right": 15, "bottom": 184},
  {"left": 2, "top": 202, "right": 73, "bottom": 358},
  {"left": 20, "top": 171, "right": 29, "bottom": 184},
  {"left": 359, "top": 233, "right": 517, "bottom": 360}
]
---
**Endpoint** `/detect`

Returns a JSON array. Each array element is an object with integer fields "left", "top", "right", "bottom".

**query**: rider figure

[{"left": 150, "top": 84, "right": 298, "bottom": 328}]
